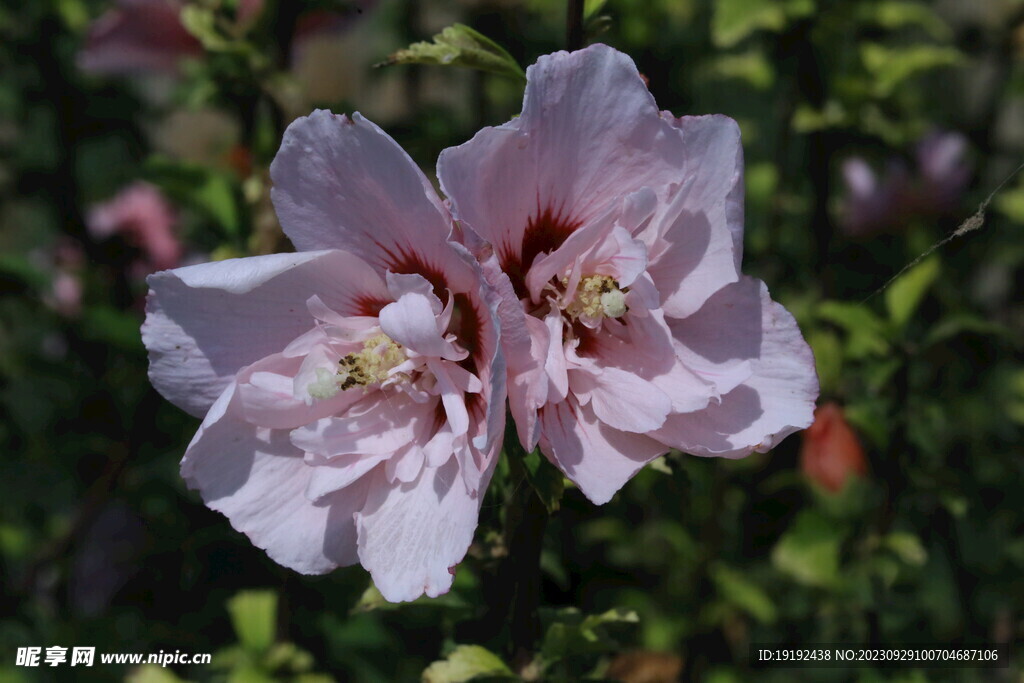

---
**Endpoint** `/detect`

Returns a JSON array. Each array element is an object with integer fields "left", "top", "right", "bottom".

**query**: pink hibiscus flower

[
  {"left": 438, "top": 44, "right": 819, "bottom": 504},
  {"left": 88, "top": 181, "right": 182, "bottom": 277},
  {"left": 78, "top": 0, "right": 373, "bottom": 77},
  {"left": 142, "top": 111, "right": 505, "bottom": 602}
]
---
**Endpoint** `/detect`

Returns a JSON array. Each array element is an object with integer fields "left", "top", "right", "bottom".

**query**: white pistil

[{"left": 564, "top": 274, "right": 628, "bottom": 320}]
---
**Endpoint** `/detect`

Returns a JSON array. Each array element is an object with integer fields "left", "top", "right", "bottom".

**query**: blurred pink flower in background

[
  {"left": 41, "top": 239, "right": 86, "bottom": 318},
  {"left": 88, "top": 181, "right": 182, "bottom": 277},
  {"left": 439, "top": 45, "right": 819, "bottom": 504},
  {"left": 800, "top": 402, "right": 867, "bottom": 492},
  {"left": 78, "top": 0, "right": 373, "bottom": 77},
  {"left": 77, "top": 0, "right": 206, "bottom": 76},
  {"left": 143, "top": 111, "right": 505, "bottom": 602},
  {"left": 839, "top": 131, "right": 972, "bottom": 237}
]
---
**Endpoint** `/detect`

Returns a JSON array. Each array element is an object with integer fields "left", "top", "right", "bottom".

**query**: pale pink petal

[
  {"left": 236, "top": 352, "right": 363, "bottom": 429},
  {"left": 524, "top": 206, "right": 618, "bottom": 302},
  {"left": 181, "top": 385, "right": 367, "bottom": 572},
  {"left": 538, "top": 400, "right": 667, "bottom": 505},
  {"left": 385, "top": 444, "right": 426, "bottom": 484},
  {"left": 143, "top": 250, "right": 384, "bottom": 417},
  {"left": 356, "top": 458, "right": 487, "bottom": 602},
  {"left": 427, "top": 359, "right": 470, "bottom": 438},
  {"left": 270, "top": 111, "right": 475, "bottom": 292},
  {"left": 569, "top": 366, "right": 671, "bottom": 433},
  {"left": 438, "top": 44, "right": 687, "bottom": 271},
  {"left": 379, "top": 293, "right": 462, "bottom": 360},
  {"left": 642, "top": 115, "right": 744, "bottom": 318},
  {"left": 290, "top": 393, "right": 435, "bottom": 459},
  {"left": 585, "top": 225, "right": 648, "bottom": 288},
  {"left": 654, "top": 277, "right": 818, "bottom": 456},
  {"left": 305, "top": 454, "right": 389, "bottom": 501}
]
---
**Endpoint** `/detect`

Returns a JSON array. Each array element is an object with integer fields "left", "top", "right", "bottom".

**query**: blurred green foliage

[{"left": 2, "top": 0, "right": 1024, "bottom": 680}]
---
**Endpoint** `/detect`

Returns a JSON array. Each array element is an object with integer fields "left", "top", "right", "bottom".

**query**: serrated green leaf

[
  {"left": 422, "top": 645, "right": 515, "bottom": 683},
  {"left": 772, "top": 510, "right": 843, "bottom": 587},
  {"left": 884, "top": 257, "right": 939, "bottom": 328},
  {"left": 227, "top": 590, "right": 277, "bottom": 653},
  {"left": 377, "top": 24, "right": 525, "bottom": 83},
  {"left": 710, "top": 563, "right": 776, "bottom": 623}
]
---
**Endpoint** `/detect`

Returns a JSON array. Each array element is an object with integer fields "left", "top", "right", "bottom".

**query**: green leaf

[
  {"left": 80, "top": 306, "right": 145, "bottom": 353},
  {"left": 924, "top": 313, "right": 1007, "bottom": 347},
  {"left": 125, "top": 665, "right": 191, "bottom": 683},
  {"left": 994, "top": 184, "right": 1024, "bottom": 223},
  {"left": 522, "top": 448, "right": 565, "bottom": 513},
  {"left": 505, "top": 412, "right": 564, "bottom": 512},
  {"left": 858, "top": 1, "right": 951, "bottom": 39},
  {"left": 816, "top": 301, "right": 891, "bottom": 358},
  {"left": 704, "top": 51, "right": 775, "bottom": 90},
  {"left": 861, "top": 44, "right": 962, "bottom": 97},
  {"left": 540, "top": 607, "right": 638, "bottom": 662},
  {"left": 143, "top": 156, "right": 241, "bottom": 238},
  {"left": 710, "top": 563, "right": 776, "bottom": 623},
  {"left": 712, "top": 0, "right": 814, "bottom": 48},
  {"left": 885, "top": 257, "right": 940, "bottom": 328},
  {"left": 791, "top": 101, "right": 847, "bottom": 133},
  {"left": 772, "top": 510, "right": 843, "bottom": 588},
  {"left": 805, "top": 329, "right": 842, "bottom": 394},
  {"left": 227, "top": 590, "right": 278, "bottom": 653},
  {"left": 376, "top": 24, "right": 526, "bottom": 83},
  {"left": 422, "top": 645, "right": 515, "bottom": 683},
  {"left": 884, "top": 532, "right": 927, "bottom": 566},
  {"left": 180, "top": 6, "right": 232, "bottom": 51}
]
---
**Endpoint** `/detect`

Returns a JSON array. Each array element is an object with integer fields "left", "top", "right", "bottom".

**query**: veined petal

[
  {"left": 438, "top": 44, "right": 687, "bottom": 267},
  {"left": 270, "top": 110, "right": 476, "bottom": 293},
  {"left": 654, "top": 277, "right": 818, "bottom": 456},
  {"left": 356, "top": 458, "right": 488, "bottom": 602},
  {"left": 644, "top": 115, "right": 745, "bottom": 318},
  {"left": 181, "top": 384, "right": 367, "bottom": 572},
  {"left": 379, "top": 292, "right": 462, "bottom": 361},
  {"left": 539, "top": 399, "right": 667, "bottom": 505},
  {"left": 143, "top": 250, "right": 387, "bottom": 417},
  {"left": 569, "top": 366, "right": 671, "bottom": 433},
  {"left": 290, "top": 393, "right": 435, "bottom": 459}
]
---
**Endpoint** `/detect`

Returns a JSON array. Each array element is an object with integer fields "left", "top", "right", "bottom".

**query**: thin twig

[{"left": 861, "top": 159, "right": 1024, "bottom": 303}]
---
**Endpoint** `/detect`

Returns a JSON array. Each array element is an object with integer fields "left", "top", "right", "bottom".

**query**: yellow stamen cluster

[
  {"left": 338, "top": 334, "right": 407, "bottom": 389},
  {"left": 564, "top": 275, "right": 628, "bottom": 320},
  {"left": 307, "top": 334, "right": 407, "bottom": 400}
]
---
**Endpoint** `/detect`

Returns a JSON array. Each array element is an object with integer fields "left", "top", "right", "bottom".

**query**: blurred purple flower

[
  {"left": 88, "top": 181, "right": 182, "bottom": 277},
  {"left": 839, "top": 131, "right": 972, "bottom": 237}
]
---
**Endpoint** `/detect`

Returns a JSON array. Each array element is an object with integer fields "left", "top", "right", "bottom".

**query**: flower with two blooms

[{"left": 142, "top": 44, "right": 819, "bottom": 601}]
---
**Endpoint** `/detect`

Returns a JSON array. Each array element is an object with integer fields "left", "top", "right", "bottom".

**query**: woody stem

[
  {"left": 566, "top": 0, "right": 585, "bottom": 51},
  {"left": 501, "top": 422, "right": 550, "bottom": 670}
]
